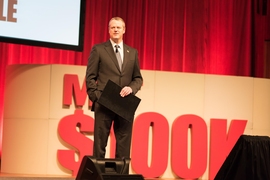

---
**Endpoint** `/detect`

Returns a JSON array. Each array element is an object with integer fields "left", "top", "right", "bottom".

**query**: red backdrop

[{"left": 0, "top": 0, "right": 270, "bottom": 156}]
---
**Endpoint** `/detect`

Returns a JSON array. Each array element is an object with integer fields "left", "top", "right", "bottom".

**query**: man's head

[{"left": 108, "top": 17, "right": 126, "bottom": 44}]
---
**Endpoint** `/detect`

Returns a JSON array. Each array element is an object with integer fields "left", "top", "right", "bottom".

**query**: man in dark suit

[{"left": 86, "top": 17, "right": 143, "bottom": 159}]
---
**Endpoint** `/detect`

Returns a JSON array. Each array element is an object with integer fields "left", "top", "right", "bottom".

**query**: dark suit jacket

[{"left": 86, "top": 40, "right": 143, "bottom": 106}]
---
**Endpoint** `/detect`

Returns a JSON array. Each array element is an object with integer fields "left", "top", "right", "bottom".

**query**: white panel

[
  {"left": 4, "top": 64, "right": 51, "bottom": 119},
  {"left": 204, "top": 75, "right": 254, "bottom": 129},
  {"left": 253, "top": 78, "right": 270, "bottom": 135},
  {"left": 1, "top": 118, "right": 49, "bottom": 174},
  {"left": 155, "top": 71, "right": 205, "bottom": 117},
  {"left": 135, "top": 70, "right": 156, "bottom": 114}
]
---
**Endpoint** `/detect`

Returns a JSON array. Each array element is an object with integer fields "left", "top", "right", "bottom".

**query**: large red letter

[
  {"left": 57, "top": 109, "right": 94, "bottom": 176},
  {"left": 63, "top": 74, "right": 91, "bottom": 107},
  {"left": 171, "top": 114, "right": 207, "bottom": 179},
  {"left": 209, "top": 119, "right": 247, "bottom": 180},
  {"left": 132, "top": 112, "right": 169, "bottom": 178}
]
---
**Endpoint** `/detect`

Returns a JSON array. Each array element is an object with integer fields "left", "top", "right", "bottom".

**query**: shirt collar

[{"left": 110, "top": 39, "right": 123, "bottom": 50}]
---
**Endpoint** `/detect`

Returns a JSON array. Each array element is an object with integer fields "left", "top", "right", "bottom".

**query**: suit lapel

[
  {"left": 104, "top": 41, "right": 121, "bottom": 72},
  {"left": 122, "top": 44, "right": 129, "bottom": 71}
]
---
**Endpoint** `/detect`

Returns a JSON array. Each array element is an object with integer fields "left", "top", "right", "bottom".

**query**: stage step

[{"left": 0, "top": 178, "right": 74, "bottom": 180}]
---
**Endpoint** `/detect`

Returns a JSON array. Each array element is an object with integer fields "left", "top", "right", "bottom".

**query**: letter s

[{"left": 57, "top": 109, "right": 94, "bottom": 176}]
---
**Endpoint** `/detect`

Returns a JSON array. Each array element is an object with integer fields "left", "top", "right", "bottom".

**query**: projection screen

[{"left": 0, "top": 0, "right": 85, "bottom": 51}]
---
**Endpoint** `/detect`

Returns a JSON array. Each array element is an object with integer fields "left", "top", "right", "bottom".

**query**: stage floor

[{"left": 0, "top": 173, "right": 181, "bottom": 180}]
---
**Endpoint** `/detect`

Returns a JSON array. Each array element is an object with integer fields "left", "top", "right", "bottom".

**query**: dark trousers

[{"left": 93, "top": 102, "right": 133, "bottom": 158}]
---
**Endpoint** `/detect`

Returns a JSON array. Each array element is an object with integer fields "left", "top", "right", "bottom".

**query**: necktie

[{"left": 115, "top": 45, "right": 122, "bottom": 71}]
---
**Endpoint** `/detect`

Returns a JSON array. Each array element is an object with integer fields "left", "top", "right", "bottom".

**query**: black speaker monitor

[{"left": 76, "top": 156, "right": 144, "bottom": 180}]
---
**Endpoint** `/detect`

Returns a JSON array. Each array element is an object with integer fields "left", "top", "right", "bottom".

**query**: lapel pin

[{"left": 127, "top": 50, "right": 129, "bottom": 53}]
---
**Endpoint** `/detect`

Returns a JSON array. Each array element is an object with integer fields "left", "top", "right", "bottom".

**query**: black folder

[{"left": 97, "top": 80, "right": 141, "bottom": 122}]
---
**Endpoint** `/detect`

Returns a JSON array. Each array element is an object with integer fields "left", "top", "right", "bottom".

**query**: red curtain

[{"left": 0, "top": 0, "right": 270, "bottom": 155}]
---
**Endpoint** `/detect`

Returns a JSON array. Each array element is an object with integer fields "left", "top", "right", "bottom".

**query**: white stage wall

[{"left": 2, "top": 64, "right": 270, "bottom": 179}]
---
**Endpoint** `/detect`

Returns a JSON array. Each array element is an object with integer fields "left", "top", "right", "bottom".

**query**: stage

[
  {"left": 0, "top": 174, "right": 73, "bottom": 180},
  {"left": 0, "top": 173, "right": 180, "bottom": 180}
]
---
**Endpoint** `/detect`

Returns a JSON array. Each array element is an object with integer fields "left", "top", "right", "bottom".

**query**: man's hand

[{"left": 120, "top": 86, "right": 132, "bottom": 97}]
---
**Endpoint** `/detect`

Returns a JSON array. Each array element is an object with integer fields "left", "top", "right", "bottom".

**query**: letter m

[{"left": 63, "top": 74, "right": 89, "bottom": 107}]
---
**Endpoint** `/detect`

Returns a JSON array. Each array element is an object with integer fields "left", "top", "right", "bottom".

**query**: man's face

[{"left": 109, "top": 19, "right": 125, "bottom": 43}]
